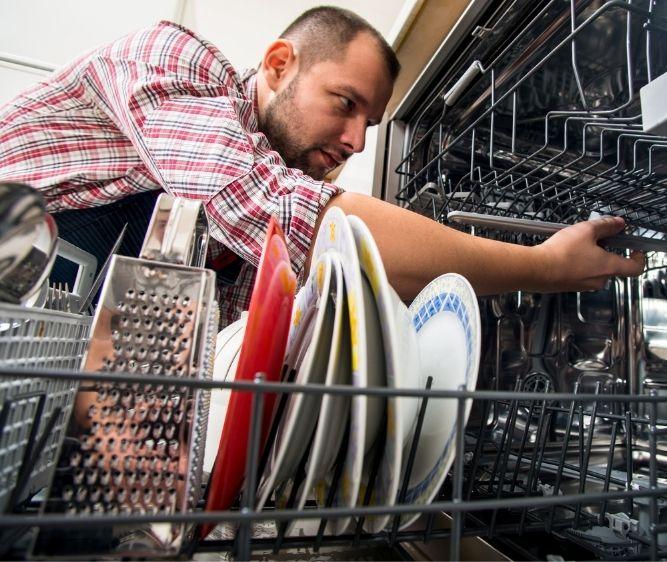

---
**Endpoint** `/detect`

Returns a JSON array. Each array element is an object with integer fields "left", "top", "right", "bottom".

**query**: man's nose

[{"left": 340, "top": 117, "right": 367, "bottom": 154}]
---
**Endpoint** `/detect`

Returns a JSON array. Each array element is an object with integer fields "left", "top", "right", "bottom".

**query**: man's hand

[{"left": 532, "top": 216, "right": 646, "bottom": 293}]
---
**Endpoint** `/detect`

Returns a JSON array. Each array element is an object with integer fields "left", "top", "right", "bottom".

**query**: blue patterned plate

[{"left": 399, "top": 273, "right": 481, "bottom": 529}]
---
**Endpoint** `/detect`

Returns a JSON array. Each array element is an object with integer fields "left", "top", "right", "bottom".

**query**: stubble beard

[{"left": 258, "top": 77, "right": 327, "bottom": 180}]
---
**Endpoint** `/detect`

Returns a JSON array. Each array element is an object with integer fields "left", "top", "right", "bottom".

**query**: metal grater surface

[{"left": 33, "top": 197, "right": 218, "bottom": 559}]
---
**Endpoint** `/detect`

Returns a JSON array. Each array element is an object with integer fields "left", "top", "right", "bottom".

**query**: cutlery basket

[{"left": 0, "top": 304, "right": 92, "bottom": 519}]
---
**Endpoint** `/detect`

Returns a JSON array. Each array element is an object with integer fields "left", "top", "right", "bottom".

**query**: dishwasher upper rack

[
  {"left": 395, "top": 0, "right": 667, "bottom": 234},
  {"left": 0, "top": 303, "right": 91, "bottom": 520},
  {"left": 2, "top": 368, "right": 667, "bottom": 561}
]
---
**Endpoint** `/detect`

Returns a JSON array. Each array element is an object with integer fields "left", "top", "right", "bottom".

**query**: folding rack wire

[{"left": 394, "top": 0, "right": 667, "bottom": 236}]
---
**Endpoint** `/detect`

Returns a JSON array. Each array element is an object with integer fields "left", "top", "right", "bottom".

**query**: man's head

[{"left": 256, "top": 6, "right": 399, "bottom": 180}]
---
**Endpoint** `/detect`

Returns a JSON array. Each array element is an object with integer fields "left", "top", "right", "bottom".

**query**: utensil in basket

[
  {"left": 0, "top": 183, "right": 59, "bottom": 307},
  {"left": 33, "top": 195, "right": 218, "bottom": 559},
  {"left": 76, "top": 223, "right": 127, "bottom": 315}
]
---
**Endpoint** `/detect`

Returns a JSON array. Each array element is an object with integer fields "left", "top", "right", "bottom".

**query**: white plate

[
  {"left": 256, "top": 254, "right": 335, "bottom": 510},
  {"left": 203, "top": 314, "right": 248, "bottom": 473},
  {"left": 348, "top": 215, "right": 420, "bottom": 533},
  {"left": 311, "top": 207, "right": 382, "bottom": 535},
  {"left": 399, "top": 273, "right": 481, "bottom": 529},
  {"left": 215, "top": 316, "right": 247, "bottom": 379},
  {"left": 275, "top": 252, "right": 351, "bottom": 533}
]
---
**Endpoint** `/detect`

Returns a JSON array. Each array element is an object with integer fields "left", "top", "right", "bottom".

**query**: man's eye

[{"left": 338, "top": 96, "right": 353, "bottom": 111}]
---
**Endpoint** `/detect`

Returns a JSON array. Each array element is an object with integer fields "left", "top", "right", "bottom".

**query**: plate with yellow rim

[
  {"left": 311, "top": 207, "right": 384, "bottom": 535},
  {"left": 274, "top": 251, "right": 351, "bottom": 533},
  {"left": 256, "top": 254, "right": 334, "bottom": 510},
  {"left": 348, "top": 215, "right": 421, "bottom": 533}
]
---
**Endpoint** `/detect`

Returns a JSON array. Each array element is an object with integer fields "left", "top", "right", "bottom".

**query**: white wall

[
  {"left": 182, "top": 1, "right": 403, "bottom": 73},
  {"left": 0, "top": 0, "right": 181, "bottom": 64},
  {"left": 0, "top": 0, "right": 409, "bottom": 195}
]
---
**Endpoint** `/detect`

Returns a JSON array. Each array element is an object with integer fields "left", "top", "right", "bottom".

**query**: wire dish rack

[
  {"left": 0, "top": 366, "right": 666, "bottom": 560},
  {"left": 395, "top": 0, "right": 667, "bottom": 237}
]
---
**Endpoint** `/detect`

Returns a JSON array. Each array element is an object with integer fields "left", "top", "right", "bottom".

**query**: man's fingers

[
  {"left": 608, "top": 249, "right": 646, "bottom": 277},
  {"left": 629, "top": 250, "right": 647, "bottom": 275},
  {"left": 587, "top": 216, "right": 626, "bottom": 240}
]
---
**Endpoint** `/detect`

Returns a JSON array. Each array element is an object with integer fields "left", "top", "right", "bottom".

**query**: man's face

[{"left": 259, "top": 32, "right": 394, "bottom": 180}]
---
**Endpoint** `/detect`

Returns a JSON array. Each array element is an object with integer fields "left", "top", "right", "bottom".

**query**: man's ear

[{"left": 261, "top": 39, "right": 298, "bottom": 92}]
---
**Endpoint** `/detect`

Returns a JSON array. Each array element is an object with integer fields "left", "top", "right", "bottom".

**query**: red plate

[{"left": 201, "top": 220, "right": 295, "bottom": 537}]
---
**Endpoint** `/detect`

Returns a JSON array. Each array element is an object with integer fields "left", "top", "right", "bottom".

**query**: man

[{"left": 0, "top": 7, "right": 645, "bottom": 325}]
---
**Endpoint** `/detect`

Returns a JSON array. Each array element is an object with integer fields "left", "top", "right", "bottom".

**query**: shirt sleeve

[{"left": 82, "top": 53, "right": 342, "bottom": 280}]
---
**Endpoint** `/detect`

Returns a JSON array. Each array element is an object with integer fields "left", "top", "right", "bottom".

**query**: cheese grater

[{"left": 33, "top": 195, "right": 218, "bottom": 559}]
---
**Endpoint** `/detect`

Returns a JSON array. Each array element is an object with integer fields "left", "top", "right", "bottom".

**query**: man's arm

[{"left": 309, "top": 191, "right": 646, "bottom": 300}]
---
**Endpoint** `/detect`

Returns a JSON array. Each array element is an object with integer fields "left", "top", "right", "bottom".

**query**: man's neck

[{"left": 255, "top": 70, "right": 270, "bottom": 129}]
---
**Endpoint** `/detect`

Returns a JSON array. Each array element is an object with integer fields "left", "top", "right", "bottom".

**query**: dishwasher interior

[
  {"left": 383, "top": 0, "right": 667, "bottom": 558},
  {"left": 2, "top": 1, "right": 667, "bottom": 560}
]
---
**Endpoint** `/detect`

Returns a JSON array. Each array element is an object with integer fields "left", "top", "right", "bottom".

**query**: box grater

[{"left": 33, "top": 195, "right": 218, "bottom": 558}]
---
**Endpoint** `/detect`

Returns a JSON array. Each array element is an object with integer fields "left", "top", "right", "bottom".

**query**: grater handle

[{"left": 140, "top": 194, "right": 209, "bottom": 267}]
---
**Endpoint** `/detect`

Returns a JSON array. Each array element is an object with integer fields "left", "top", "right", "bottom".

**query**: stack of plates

[{"left": 203, "top": 208, "right": 481, "bottom": 536}]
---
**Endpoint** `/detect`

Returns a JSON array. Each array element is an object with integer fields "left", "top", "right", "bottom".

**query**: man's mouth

[{"left": 320, "top": 150, "right": 341, "bottom": 169}]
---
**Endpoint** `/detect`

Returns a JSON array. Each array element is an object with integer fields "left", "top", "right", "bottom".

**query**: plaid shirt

[{"left": 0, "top": 20, "right": 341, "bottom": 325}]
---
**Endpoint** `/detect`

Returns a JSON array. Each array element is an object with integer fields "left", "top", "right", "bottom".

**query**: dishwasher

[
  {"left": 380, "top": 0, "right": 667, "bottom": 559},
  {"left": 2, "top": 0, "right": 667, "bottom": 560}
]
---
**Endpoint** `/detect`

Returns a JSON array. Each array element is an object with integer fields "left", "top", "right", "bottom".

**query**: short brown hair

[{"left": 280, "top": 6, "right": 400, "bottom": 81}]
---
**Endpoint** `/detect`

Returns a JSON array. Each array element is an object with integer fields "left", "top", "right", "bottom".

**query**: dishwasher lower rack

[{"left": 1, "top": 369, "right": 667, "bottom": 561}]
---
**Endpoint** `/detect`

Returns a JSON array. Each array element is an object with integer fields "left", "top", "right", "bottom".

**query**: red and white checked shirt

[{"left": 0, "top": 20, "right": 341, "bottom": 326}]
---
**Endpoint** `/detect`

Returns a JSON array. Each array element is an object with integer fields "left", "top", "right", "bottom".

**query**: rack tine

[
  {"left": 353, "top": 410, "right": 387, "bottom": 544},
  {"left": 488, "top": 377, "right": 521, "bottom": 497},
  {"left": 510, "top": 397, "right": 538, "bottom": 493},
  {"left": 489, "top": 379, "right": 521, "bottom": 536},
  {"left": 574, "top": 382, "right": 601, "bottom": 527},
  {"left": 423, "top": 508, "right": 436, "bottom": 544},
  {"left": 314, "top": 426, "right": 349, "bottom": 552},
  {"left": 235, "top": 374, "right": 265, "bottom": 561},
  {"left": 389, "top": 376, "right": 433, "bottom": 546},
  {"left": 255, "top": 366, "right": 294, "bottom": 487},
  {"left": 273, "top": 442, "right": 311, "bottom": 553},
  {"left": 519, "top": 404, "right": 553, "bottom": 536},
  {"left": 599, "top": 419, "right": 620, "bottom": 525},
  {"left": 546, "top": 382, "right": 580, "bottom": 533},
  {"left": 466, "top": 398, "right": 490, "bottom": 501},
  {"left": 449, "top": 387, "right": 467, "bottom": 562},
  {"left": 649, "top": 389, "right": 659, "bottom": 561},
  {"left": 625, "top": 409, "right": 634, "bottom": 516}
]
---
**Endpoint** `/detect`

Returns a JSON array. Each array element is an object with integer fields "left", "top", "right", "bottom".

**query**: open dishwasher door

[{"left": 383, "top": 0, "right": 667, "bottom": 559}]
